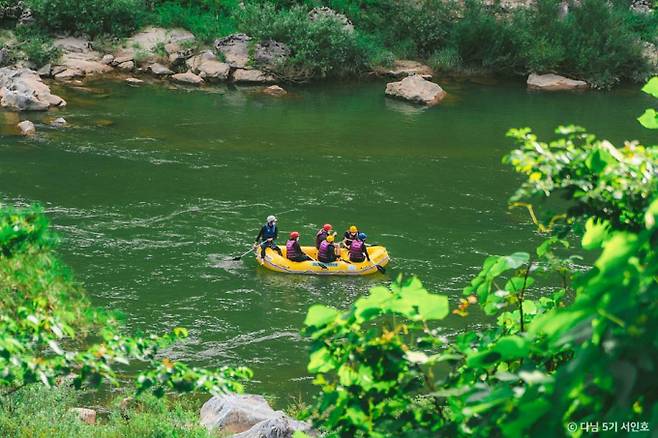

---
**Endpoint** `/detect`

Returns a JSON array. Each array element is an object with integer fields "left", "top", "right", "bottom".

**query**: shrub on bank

[{"left": 152, "top": 1, "right": 237, "bottom": 43}]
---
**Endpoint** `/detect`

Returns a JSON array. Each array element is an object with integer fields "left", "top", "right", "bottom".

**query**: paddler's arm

[{"left": 255, "top": 226, "right": 264, "bottom": 243}]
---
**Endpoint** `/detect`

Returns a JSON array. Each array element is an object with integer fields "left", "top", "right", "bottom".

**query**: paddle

[
  {"left": 231, "top": 246, "right": 256, "bottom": 261},
  {"left": 373, "top": 262, "right": 386, "bottom": 274},
  {"left": 307, "top": 254, "right": 328, "bottom": 270}
]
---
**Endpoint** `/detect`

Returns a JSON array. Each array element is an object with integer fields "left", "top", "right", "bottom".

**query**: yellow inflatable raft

[{"left": 256, "top": 245, "right": 389, "bottom": 275}]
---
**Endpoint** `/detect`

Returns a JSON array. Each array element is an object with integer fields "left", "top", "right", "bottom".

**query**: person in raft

[
  {"left": 254, "top": 215, "right": 282, "bottom": 259},
  {"left": 318, "top": 234, "right": 339, "bottom": 263},
  {"left": 342, "top": 225, "right": 359, "bottom": 248},
  {"left": 286, "top": 231, "right": 313, "bottom": 262},
  {"left": 315, "top": 223, "right": 333, "bottom": 249},
  {"left": 349, "top": 232, "right": 371, "bottom": 263}
]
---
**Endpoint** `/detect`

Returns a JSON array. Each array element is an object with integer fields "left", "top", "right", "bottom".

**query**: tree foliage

[{"left": 0, "top": 204, "right": 252, "bottom": 397}]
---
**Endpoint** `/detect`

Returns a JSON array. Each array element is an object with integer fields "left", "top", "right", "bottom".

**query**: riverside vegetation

[
  {"left": 0, "top": 0, "right": 656, "bottom": 87},
  {"left": 0, "top": 79, "right": 656, "bottom": 436}
]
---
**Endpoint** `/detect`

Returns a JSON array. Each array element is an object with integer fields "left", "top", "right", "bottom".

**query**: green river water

[{"left": 0, "top": 78, "right": 653, "bottom": 400}]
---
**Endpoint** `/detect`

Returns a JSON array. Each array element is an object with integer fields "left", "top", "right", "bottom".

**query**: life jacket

[
  {"left": 344, "top": 232, "right": 358, "bottom": 246},
  {"left": 315, "top": 230, "right": 328, "bottom": 248},
  {"left": 349, "top": 240, "right": 365, "bottom": 259},
  {"left": 318, "top": 240, "right": 332, "bottom": 260},
  {"left": 263, "top": 223, "right": 277, "bottom": 240},
  {"left": 286, "top": 239, "right": 300, "bottom": 259}
]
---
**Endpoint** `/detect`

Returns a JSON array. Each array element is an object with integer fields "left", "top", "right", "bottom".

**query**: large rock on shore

[
  {"left": 171, "top": 71, "right": 203, "bottom": 85},
  {"left": 0, "top": 67, "right": 66, "bottom": 111},
  {"left": 126, "top": 27, "right": 195, "bottom": 53},
  {"left": 215, "top": 34, "right": 289, "bottom": 71},
  {"left": 186, "top": 51, "right": 230, "bottom": 81},
  {"left": 308, "top": 6, "right": 354, "bottom": 32},
  {"left": 232, "top": 68, "right": 276, "bottom": 84},
  {"left": 52, "top": 36, "right": 112, "bottom": 78},
  {"left": 527, "top": 73, "right": 588, "bottom": 91},
  {"left": 385, "top": 74, "right": 446, "bottom": 106},
  {"left": 200, "top": 394, "right": 315, "bottom": 437}
]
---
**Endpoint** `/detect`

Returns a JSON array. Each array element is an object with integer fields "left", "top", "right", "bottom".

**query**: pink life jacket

[
  {"left": 318, "top": 240, "right": 331, "bottom": 259},
  {"left": 286, "top": 239, "right": 300, "bottom": 259},
  {"left": 349, "top": 239, "right": 365, "bottom": 259}
]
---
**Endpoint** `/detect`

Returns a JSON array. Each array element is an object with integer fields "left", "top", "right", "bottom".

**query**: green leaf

[
  {"left": 522, "top": 300, "right": 538, "bottom": 315},
  {"left": 304, "top": 305, "right": 339, "bottom": 328},
  {"left": 493, "top": 335, "right": 529, "bottom": 359},
  {"left": 637, "top": 109, "right": 658, "bottom": 129},
  {"left": 505, "top": 276, "right": 535, "bottom": 293},
  {"left": 354, "top": 286, "right": 392, "bottom": 321},
  {"left": 582, "top": 217, "right": 610, "bottom": 250},
  {"left": 308, "top": 347, "right": 335, "bottom": 374},
  {"left": 641, "top": 77, "right": 658, "bottom": 98}
]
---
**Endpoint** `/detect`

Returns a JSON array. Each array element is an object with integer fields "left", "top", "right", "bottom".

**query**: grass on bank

[
  {"left": 0, "top": 0, "right": 656, "bottom": 85},
  {"left": 0, "top": 384, "right": 214, "bottom": 438}
]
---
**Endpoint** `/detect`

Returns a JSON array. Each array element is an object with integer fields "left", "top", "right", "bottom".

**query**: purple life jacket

[
  {"left": 318, "top": 240, "right": 331, "bottom": 259},
  {"left": 286, "top": 239, "right": 300, "bottom": 259},
  {"left": 349, "top": 240, "right": 365, "bottom": 259},
  {"left": 315, "top": 230, "right": 327, "bottom": 248}
]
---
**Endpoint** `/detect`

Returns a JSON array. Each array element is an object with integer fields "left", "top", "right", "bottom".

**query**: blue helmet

[{"left": 358, "top": 232, "right": 367, "bottom": 241}]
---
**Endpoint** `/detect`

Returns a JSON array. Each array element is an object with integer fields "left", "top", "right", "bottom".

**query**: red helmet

[
  {"left": 323, "top": 223, "right": 332, "bottom": 231},
  {"left": 290, "top": 231, "right": 300, "bottom": 239}
]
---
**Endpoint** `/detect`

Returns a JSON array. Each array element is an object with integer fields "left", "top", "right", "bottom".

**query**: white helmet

[{"left": 266, "top": 215, "right": 277, "bottom": 223}]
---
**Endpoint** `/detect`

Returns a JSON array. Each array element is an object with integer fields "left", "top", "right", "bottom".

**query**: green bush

[
  {"left": 236, "top": 2, "right": 371, "bottom": 79},
  {"left": 13, "top": 26, "right": 60, "bottom": 66},
  {"left": 26, "top": 0, "right": 146, "bottom": 37},
  {"left": 153, "top": 1, "right": 236, "bottom": 43}
]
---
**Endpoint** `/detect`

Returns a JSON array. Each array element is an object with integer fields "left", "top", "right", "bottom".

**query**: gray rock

[
  {"left": 214, "top": 33, "right": 252, "bottom": 69},
  {"left": 53, "top": 36, "right": 91, "bottom": 53},
  {"left": 200, "top": 394, "right": 316, "bottom": 438},
  {"left": 385, "top": 74, "right": 447, "bottom": 106},
  {"left": 232, "top": 68, "right": 276, "bottom": 84},
  {"left": 125, "top": 27, "right": 195, "bottom": 53},
  {"left": 253, "top": 40, "right": 290, "bottom": 69},
  {"left": 51, "top": 117, "right": 66, "bottom": 127},
  {"left": 263, "top": 85, "right": 287, "bottom": 96},
  {"left": 375, "top": 60, "right": 433, "bottom": 79},
  {"left": 0, "top": 67, "right": 66, "bottom": 111},
  {"left": 17, "top": 120, "right": 35, "bottom": 136},
  {"left": 68, "top": 407, "right": 96, "bottom": 425},
  {"left": 36, "top": 63, "right": 51, "bottom": 77},
  {"left": 117, "top": 61, "right": 135, "bottom": 71},
  {"left": 125, "top": 77, "right": 144, "bottom": 84},
  {"left": 113, "top": 53, "right": 134, "bottom": 65},
  {"left": 101, "top": 54, "right": 114, "bottom": 65},
  {"left": 54, "top": 68, "right": 83, "bottom": 80},
  {"left": 149, "top": 62, "right": 173, "bottom": 75},
  {"left": 308, "top": 7, "right": 354, "bottom": 32},
  {"left": 527, "top": 73, "right": 588, "bottom": 91},
  {"left": 234, "top": 414, "right": 315, "bottom": 438},
  {"left": 186, "top": 51, "right": 230, "bottom": 81},
  {"left": 171, "top": 71, "right": 203, "bottom": 85}
]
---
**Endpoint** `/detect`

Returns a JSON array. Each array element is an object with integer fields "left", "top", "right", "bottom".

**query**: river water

[{"left": 0, "top": 78, "right": 653, "bottom": 400}]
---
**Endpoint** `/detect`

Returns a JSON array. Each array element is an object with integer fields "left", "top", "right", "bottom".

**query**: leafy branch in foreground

[
  {"left": 302, "top": 80, "right": 658, "bottom": 436},
  {"left": 0, "top": 204, "right": 251, "bottom": 397}
]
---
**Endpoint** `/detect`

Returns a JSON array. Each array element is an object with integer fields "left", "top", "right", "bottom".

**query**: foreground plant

[
  {"left": 302, "top": 80, "right": 658, "bottom": 436},
  {"left": 0, "top": 204, "right": 251, "bottom": 397}
]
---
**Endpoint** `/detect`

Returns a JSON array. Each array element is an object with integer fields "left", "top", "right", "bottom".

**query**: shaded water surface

[{"left": 0, "top": 78, "right": 652, "bottom": 399}]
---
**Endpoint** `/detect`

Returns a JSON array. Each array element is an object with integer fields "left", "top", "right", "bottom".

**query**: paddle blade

[{"left": 375, "top": 264, "right": 386, "bottom": 274}]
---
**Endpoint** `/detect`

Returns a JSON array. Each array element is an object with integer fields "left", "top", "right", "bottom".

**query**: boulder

[
  {"left": 0, "top": 67, "right": 66, "bottom": 110},
  {"left": 149, "top": 62, "right": 173, "bottom": 76},
  {"left": 101, "top": 54, "right": 114, "bottom": 65},
  {"left": 186, "top": 51, "right": 230, "bottom": 81},
  {"left": 171, "top": 71, "right": 203, "bottom": 85},
  {"left": 200, "top": 394, "right": 315, "bottom": 437},
  {"left": 234, "top": 414, "right": 315, "bottom": 438},
  {"left": 308, "top": 7, "right": 354, "bottom": 32},
  {"left": 54, "top": 68, "right": 83, "bottom": 80},
  {"left": 232, "top": 68, "right": 276, "bottom": 84},
  {"left": 214, "top": 33, "right": 251, "bottom": 69},
  {"left": 58, "top": 53, "right": 112, "bottom": 75},
  {"left": 69, "top": 407, "right": 96, "bottom": 425},
  {"left": 253, "top": 40, "right": 290, "bottom": 69},
  {"left": 36, "top": 63, "right": 51, "bottom": 77},
  {"left": 125, "top": 77, "right": 144, "bottom": 84},
  {"left": 375, "top": 60, "right": 433, "bottom": 79},
  {"left": 117, "top": 61, "right": 135, "bottom": 71},
  {"left": 125, "top": 27, "right": 195, "bottom": 53},
  {"left": 17, "top": 120, "right": 35, "bottom": 136},
  {"left": 527, "top": 73, "right": 588, "bottom": 91},
  {"left": 53, "top": 37, "right": 91, "bottom": 53},
  {"left": 385, "top": 74, "right": 447, "bottom": 106},
  {"left": 262, "top": 85, "right": 287, "bottom": 96},
  {"left": 113, "top": 53, "right": 134, "bottom": 65},
  {"left": 51, "top": 117, "right": 66, "bottom": 127}
]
